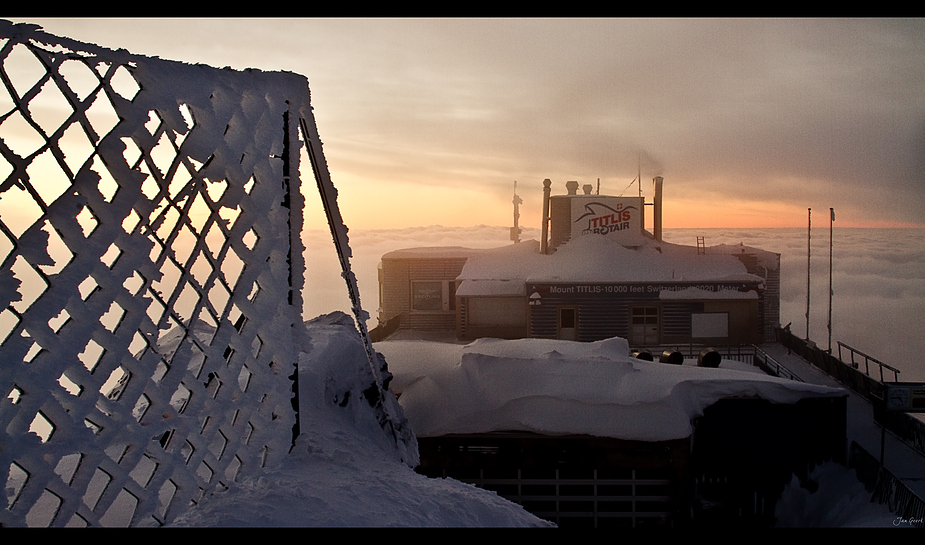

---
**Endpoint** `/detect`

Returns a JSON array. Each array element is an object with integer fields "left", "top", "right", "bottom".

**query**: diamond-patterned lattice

[{"left": 0, "top": 22, "right": 326, "bottom": 527}]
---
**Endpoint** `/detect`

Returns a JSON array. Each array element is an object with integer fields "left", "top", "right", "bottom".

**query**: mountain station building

[{"left": 377, "top": 179, "right": 780, "bottom": 346}]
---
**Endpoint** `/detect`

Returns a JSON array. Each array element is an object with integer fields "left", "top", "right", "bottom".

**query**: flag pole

[
  {"left": 828, "top": 208, "right": 835, "bottom": 352},
  {"left": 806, "top": 208, "right": 811, "bottom": 341}
]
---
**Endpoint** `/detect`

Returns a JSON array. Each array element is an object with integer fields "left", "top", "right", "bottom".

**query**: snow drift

[
  {"left": 378, "top": 336, "right": 844, "bottom": 442},
  {"left": 172, "top": 313, "right": 550, "bottom": 527}
]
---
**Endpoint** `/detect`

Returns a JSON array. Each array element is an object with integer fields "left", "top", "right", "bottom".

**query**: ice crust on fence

[{"left": 0, "top": 21, "right": 407, "bottom": 527}]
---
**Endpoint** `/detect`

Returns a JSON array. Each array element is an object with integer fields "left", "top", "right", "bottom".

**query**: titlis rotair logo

[{"left": 574, "top": 202, "right": 637, "bottom": 236}]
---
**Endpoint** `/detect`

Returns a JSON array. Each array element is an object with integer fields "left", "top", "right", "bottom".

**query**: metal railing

[
  {"left": 631, "top": 343, "right": 802, "bottom": 382},
  {"left": 369, "top": 314, "right": 402, "bottom": 342},
  {"left": 837, "top": 341, "right": 901, "bottom": 382},
  {"left": 849, "top": 441, "right": 925, "bottom": 528},
  {"left": 470, "top": 468, "right": 674, "bottom": 528},
  {"left": 753, "top": 345, "right": 804, "bottom": 382},
  {"left": 633, "top": 343, "right": 756, "bottom": 363}
]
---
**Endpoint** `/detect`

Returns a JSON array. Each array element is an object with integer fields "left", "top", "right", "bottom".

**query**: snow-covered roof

[
  {"left": 381, "top": 246, "right": 485, "bottom": 260},
  {"left": 659, "top": 287, "right": 759, "bottom": 300},
  {"left": 377, "top": 336, "right": 844, "bottom": 442},
  {"left": 709, "top": 243, "right": 781, "bottom": 271},
  {"left": 457, "top": 236, "right": 765, "bottom": 285},
  {"left": 456, "top": 279, "right": 526, "bottom": 297}
]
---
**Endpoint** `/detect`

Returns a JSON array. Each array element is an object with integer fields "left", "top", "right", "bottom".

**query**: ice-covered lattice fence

[{"left": 0, "top": 21, "right": 369, "bottom": 526}]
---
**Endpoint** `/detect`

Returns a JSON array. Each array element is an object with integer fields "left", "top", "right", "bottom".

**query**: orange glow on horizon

[
  {"left": 659, "top": 198, "right": 925, "bottom": 229},
  {"left": 301, "top": 176, "right": 925, "bottom": 231},
  {"left": 302, "top": 176, "right": 515, "bottom": 231}
]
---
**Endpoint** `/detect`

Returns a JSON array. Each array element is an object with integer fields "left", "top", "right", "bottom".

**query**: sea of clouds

[{"left": 302, "top": 225, "right": 925, "bottom": 382}]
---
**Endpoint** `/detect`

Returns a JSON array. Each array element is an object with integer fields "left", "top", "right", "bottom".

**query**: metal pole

[
  {"left": 828, "top": 208, "right": 834, "bottom": 353},
  {"left": 282, "top": 106, "right": 299, "bottom": 445},
  {"left": 806, "top": 208, "right": 811, "bottom": 341},
  {"left": 511, "top": 180, "right": 522, "bottom": 243},
  {"left": 881, "top": 421, "right": 886, "bottom": 471},
  {"left": 299, "top": 116, "right": 383, "bottom": 391}
]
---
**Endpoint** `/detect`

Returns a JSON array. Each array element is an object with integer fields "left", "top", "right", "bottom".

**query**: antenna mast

[
  {"left": 511, "top": 180, "right": 522, "bottom": 243},
  {"left": 637, "top": 154, "right": 642, "bottom": 198}
]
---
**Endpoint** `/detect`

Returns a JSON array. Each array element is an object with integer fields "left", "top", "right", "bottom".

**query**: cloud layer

[{"left": 302, "top": 225, "right": 925, "bottom": 382}]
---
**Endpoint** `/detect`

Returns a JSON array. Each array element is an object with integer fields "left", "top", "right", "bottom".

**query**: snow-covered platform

[
  {"left": 760, "top": 343, "right": 925, "bottom": 505},
  {"left": 380, "top": 336, "right": 844, "bottom": 441},
  {"left": 171, "top": 313, "right": 553, "bottom": 527},
  {"left": 377, "top": 335, "right": 850, "bottom": 526}
]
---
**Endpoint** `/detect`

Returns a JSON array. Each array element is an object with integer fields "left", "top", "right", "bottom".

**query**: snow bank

[
  {"left": 296, "top": 312, "right": 418, "bottom": 466},
  {"left": 378, "top": 337, "right": 844, "bottom": 442},
  {"left": 172, "top": 313, "right": 550, "bottom": 527},
  {"left": 774, "top": 463, "right": 897, "bottom": 527},
  {"left": 171, "top": 423, "right": 549, "bottom": 527}
]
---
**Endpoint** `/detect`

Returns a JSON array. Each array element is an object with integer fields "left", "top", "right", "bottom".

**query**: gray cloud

[{"left": 18, "top": 18, "right": 925, "bottom": 225}]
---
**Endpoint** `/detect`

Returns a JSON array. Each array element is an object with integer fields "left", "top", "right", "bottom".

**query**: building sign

[
  {"left": 527, "top": 282, "right": 758, "bottom": 307},
  {"left": 530, "top": 282, "right": 755, "bottom": 300},
  {"left": 571, "top": 196, "right": 643, "bottom": 244}
]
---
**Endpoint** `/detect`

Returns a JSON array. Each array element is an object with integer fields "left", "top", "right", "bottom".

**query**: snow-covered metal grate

[{"left": 0, "top": 21, "right": 320, "bottom": 526}]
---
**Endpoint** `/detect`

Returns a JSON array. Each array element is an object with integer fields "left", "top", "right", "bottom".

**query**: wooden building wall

[
  {"left": 378, "top": 250, "right": 779, "bottom": 344},
  {"left": 733, "top": 252, "right": 780, "bottom": 342},
  {"left": 528, "top": 282, "right": 763, "bottom": 346},
  {"left": 458, "top": 296, "right": 530, "bottom": 340},
  {"left": 379, "top": 256, "right": 468, "bottom": 330}
]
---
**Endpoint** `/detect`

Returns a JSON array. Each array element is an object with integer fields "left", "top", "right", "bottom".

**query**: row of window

[{"left": 411, "top": 283, "right": 731, "bottom": 341}]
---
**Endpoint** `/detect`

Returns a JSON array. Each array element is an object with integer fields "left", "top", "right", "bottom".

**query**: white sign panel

[
  {"left": 571, "top": 196, "right": 643, "bottom": 244},
  {"left": 692, "top": 312, "right": 729, "bottom": 338}
]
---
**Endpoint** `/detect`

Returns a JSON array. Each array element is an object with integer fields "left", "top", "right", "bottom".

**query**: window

[
  {"left": 630, "top": 306, "right": 659, "bottom": 345},
  {"left": 412, "top": 281, "right": 444, "bottom": 311},
  {"left": 411, "top": 281, "right": 458, "bottom": 312}
]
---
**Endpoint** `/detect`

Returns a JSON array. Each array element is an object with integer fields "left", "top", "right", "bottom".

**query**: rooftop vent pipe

[
  {"left": 566, "top": 181, "right": 579, "bottom": 195},
  {"left": 653, "top": 176, "right": 664, "bottom": 242}
]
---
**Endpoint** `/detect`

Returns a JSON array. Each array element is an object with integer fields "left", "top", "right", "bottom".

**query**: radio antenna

[{"left": 637, "top": 154, "right": 642, "bottom": 198}]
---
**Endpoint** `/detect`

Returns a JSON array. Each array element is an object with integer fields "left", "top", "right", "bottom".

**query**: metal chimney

[
  {"left": 653, "top": 176, "right": 664, "bottom": 242},
  {"left": 565, "top": 180, "right": 579, "bottom": 195}
]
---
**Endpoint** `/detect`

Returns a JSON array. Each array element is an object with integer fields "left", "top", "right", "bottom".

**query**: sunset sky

[{"left": 9, "top": 18, "right": 925, "bottom": 230}]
